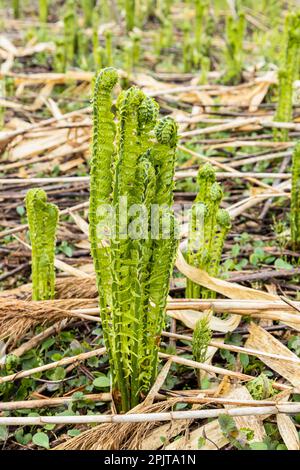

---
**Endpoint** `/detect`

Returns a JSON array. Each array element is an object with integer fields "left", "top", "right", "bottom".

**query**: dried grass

[
  {"left": 0, "top": 298, "right": 96, "bottom": 345},
  {"left": 54, "top": 400, "right": 178, "bottom": 450},
  {"left": 0, "top": 276, "right": 98, "bottom": 301}
]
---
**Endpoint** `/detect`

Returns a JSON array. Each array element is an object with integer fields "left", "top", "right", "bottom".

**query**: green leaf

[
  {"left": 0, "top": 425, "right": 8, "bottom": 441},
  {"left": 32, "top": 432, "right": 50, "bottom": 449},
  {"left": 249, "top": 441, "right": 268, "bottom": 450},
  {"left": 93, "top": 376, "right": 110, "bottom": 388},
  {"left": 14, "top": 429, "right": 32, "bottom": 445},
  {"left": 218, "top": 414, "right": 236, "bottom": 434},
  {"left": 198, "top": 436, "right": 206, "bottom": 449},
  {"left": 16, "top": 206, "right": 25, "bottom": 216},
  {"left": 51, "top": 367, "right": 66, "bottom": 381},
  {"left": 274, "top": 258, "right": 293, "bottom": 270},
  {"left": 239, "top": 353, "right": 249, "bottom": 369},
  {"left": 41, "top": 338, "right": 56, "bottom": 352},
  {"left": 67, "top": 429, "right": 81, "bottom": 437}
]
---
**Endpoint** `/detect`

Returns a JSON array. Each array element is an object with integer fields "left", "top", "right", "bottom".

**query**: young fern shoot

[
  {"left": 186, "top": 163, "right": 231, "bottom": 299},
  {"left": 291, "top": 142, "right": 300, "bottom": 250},
  {"left": 39, "top": 0, "right": 48, "bottom": 23},
  {"left": 274, "top": 12, "right": 300, "bottom": 141},
  {"left": 64, "top": 0, "right": 76, "bottom": 69},
  {"left": 89, "top": 68, "right": 178, "bottom": 412},
  {"left": 25, "top": 189, "right": 59, "bottom": 301},
  {"left": 192, "top": 314, "right": 212, "bottom": 387},
  {"left": 224, "top": 9, "right": 245, "bottom": 84}
]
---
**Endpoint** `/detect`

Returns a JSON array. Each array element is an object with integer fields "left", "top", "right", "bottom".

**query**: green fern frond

[
  {"left": 291, "top": 141, "right": 300, "bottom": 250},
  {"left": 186, "top": 164, "right": 230, "bottom": 299},
  {"left": 25, "top": 189, "right": 58, "bottom": 301},
  {"left": 89, "top": 68, "right": 178, "bottom": 412}
]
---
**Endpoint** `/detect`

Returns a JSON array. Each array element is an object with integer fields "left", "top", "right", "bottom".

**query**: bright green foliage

[
  {"left": 25, "top": 189, "right": 59, "bottom": 301},
  {"left": 77, "top": 30, "right": 89, "bottom": 70},
  {"left": 199, "top": 56, "right": 210, "bottom": 85},
  {"left": 195, "top": 0, "right": 209, "bottom": 55},
  {"left": 92, "top": 9, "right": 103, "bottom": 69},
  {"left": 125, "top": 0, "right": 135, "bottom": 32},
  {"left": 291, "top": 142, "right": 300, "bottom": 250},
  {"left": 182, "top": 22, "right": 193, "bottom": 73},
  {"left": 13, "top": 0, "right": 20, "bottom": 18},
  {"left": 224, "top": 10, "right": 245, "bottom": 84},
  {"left": 154, "top": 19, "right": 173, "bottom": 56},
  {"left": 0, "top": 79, "right": 5, "bottom": 129},
  {"left": 81, "top": 0, "right": 93, "bottom": 27},
  {"left": 89, "top": 68, "right": 178, "bottom": 412},
  {"left": 246, "top": 373, "right": 276, "bottom": 400},
  {"left": 192, "top": 315, "right": 212, "bottom": 386},
  {"left": 63, "top": 0, "right": 76, "bottom": 68},
  {"left": 274, "top": 12, "right": 300, "bottom": 141},
  {"left": 104, "top": 30, "right": 113, "bottom": 67},
  {"left": 38, "top": 0, "right": 48, "bottom": 23},
  {"left": 54, "top": 38, "right": 65, "bottom": 73},
  {"left": 192, "top": 316, "right": 211, "bottom": 363},
  {"left": 130, "top": 30, "right": 141, "bottom": 70},
  {"left": 186, "top": 163, "right": 231, "bottom": 299}
]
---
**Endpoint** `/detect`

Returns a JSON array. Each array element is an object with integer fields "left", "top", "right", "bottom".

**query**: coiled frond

[
  {"left": 25, "top": 189, "right": 58, "bottom": 301},
  {"left": 274, "top": 12, "right": 300, "bottom": 141},
  {"left": 291, "top": 141, "right": 300, "bottom": 249},
  {"left": 89, "top": 68, "right": 178, "bottom": 412},
  {"left": 186, "top": 164, "right": 230, "bottom": 299}
]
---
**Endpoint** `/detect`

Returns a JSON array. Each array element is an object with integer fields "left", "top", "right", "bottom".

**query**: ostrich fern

[
  {"left": 186, "top": 163, "right": 231, "bottom": 299},
  {"left": 25, "top": 189, "right": 58, "bottom": 301},
  {"left": 38, "top": 0, "right": 48, "bottom": 23},
  {"left": 89, "top": 68, "right": 178, "bottom": 412},
  {"left": 63, "top": 0, "right": 76, "bottom": 68},
  {"left": 192, "top": 314, "right": 212, "bottom": 387},
  {"left": 274, "top": 12, "right": 300, "bottom": 141},
  {"left": 291, "top": 142, "right": 300, "bottom": 250},
  {"left": 224, "top": 10, "right": 245, "bottom": 84}
]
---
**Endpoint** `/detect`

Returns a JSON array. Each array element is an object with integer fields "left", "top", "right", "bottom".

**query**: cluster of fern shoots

[
  {"left": 89, "top": 67, "right": 178, "bottom": 412},
  {"left": 186, "top": 163, "right": 231, "bottom": 299}
]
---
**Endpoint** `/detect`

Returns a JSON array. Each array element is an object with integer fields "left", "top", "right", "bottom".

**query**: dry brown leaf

[
  {"left": 166, "top": 386, "right": 265, "bottom": 450},
  {"left": 178, "top": 90, "right": 214, "bottom": 108},
  {"left": 26, "top": 82, "right": 54, "bottom": 111},
  {"left": 59, "top": 157, "right": 84, "bottom": 172},
  {"left": 176, "top": 249, "right": 276, "bottom": 301},
  {"left": 166, "top": 418, "right": 226, "bottom": 450},
  {"left": 245, "top": 322, "right": 300, "bottom": 387},
  {"left": 54, "top": 259, "right": 92, "bottom": 278},
  {"left": 167, "top": 308, "right": 241, "bottom": 332},
  {"left": 10, "top": 130, "right": 68, "bottom": 160},
  {"left": 140, "top": 420, "right": 191, "bottom": 450},
  {"left": 133, "top": 73, "right": 176, "bottom": 92},
  {"left": 69, "top": 212, "right": 89, "bottom": 237},
  {"left": 219, "top": 72, "right": 276, "bottom": 111},
  {"left": 225, "top": 386, "right": 266, "bottom": 442},
  {"left": 276, "top": 414, "right": 300, "bottom": 450},
  {"left": 0, "top": 36, "right": 18, "bottom": 55}
]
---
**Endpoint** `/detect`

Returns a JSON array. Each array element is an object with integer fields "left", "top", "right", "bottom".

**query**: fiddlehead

[
  {"left": 186, "top": 165, "right": 230, "bottom": 299},
  {"left": 224, "top": 10, "right": 245, "bottom": 84},
  {"left": 64, "top": 0, "right": 76, "bottom": 68},
  {"left": 89, "top": 67, "right": 118, "bottom": 390},
  {"left": 291, "top": 141, "right": 300, "bottom": 250},
  {"left": 104, "top": 30, "right": 113, "bottom": 67},
  {"left": 25, "top": 189, "right": 58, "bottom": 301},
  {"left": 39, "top": 0, "right": 48, "bottom": 23},
  {"left": 274, "top": 12, "right": 300, "bottom": 141},
  {"left": 146, "top": 211, "right": 179, "bottom": 388},
  {"left": 192, "top": 314, "right": 212, "bottom": 387},
  {"left": 89, "top": 68, "right": 178, "bottom": 412},
  {"left": 151, "top": 116, "right": 178, "bottom": 207}
]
